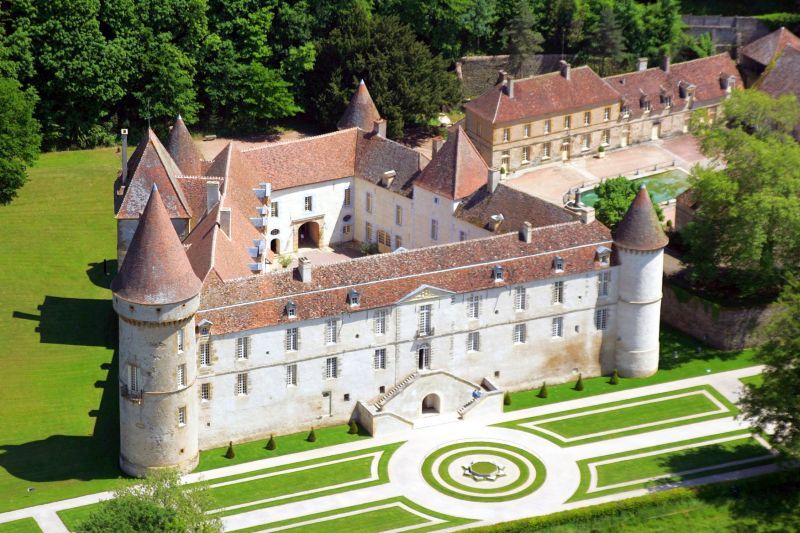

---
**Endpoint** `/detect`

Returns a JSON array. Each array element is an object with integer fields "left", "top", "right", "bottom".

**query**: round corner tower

[
  {"left": 613, "top": 185, "right": 668, "bottom": 378},
  {"left": 111, "top": 185, "right": 203, "bottom": 477}
]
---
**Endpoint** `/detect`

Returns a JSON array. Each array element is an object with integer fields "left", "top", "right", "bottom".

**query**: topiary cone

[
  {"left": 225, "top": 441, "right": 235, "bottom": 459},
  {"left": 348, "top": 420, "right": 359, "bottom": 435},
  {"left": 537, "top": 381, "right": 548, "bottom": 399},
  {"left": 610, "top": 369, "right": 619, "bottom": 385},
  {"left": 503, "top": 391, "right": 512, "bottom": 406},
  {"left": 266, "top": 435, "right": 276, "bottom": 450},
  {"left": 575, "top": 373, "right": 584, "bottom": 391},
  {"left": 307, "top": 428, "right": 317, "bottom": 442}
]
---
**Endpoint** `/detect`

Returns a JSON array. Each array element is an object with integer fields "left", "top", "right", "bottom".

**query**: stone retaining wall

[{"left": 661, "top": 281, "right": 775, "bottom": 350}]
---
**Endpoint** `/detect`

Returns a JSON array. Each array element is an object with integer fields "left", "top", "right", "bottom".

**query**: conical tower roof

[
  {"left": 112, "top": 185, "right": 202, "bottom": 305},
  {"left": 167, "top": 115, "right": 203, "bottom": 176},
  {"left": 614, "top": 185, "right": 668, "bottom": 251},
  {"left": 337, "top": 80, "right": 381, "bottom": 131},
  {"left": 415, "top": 126, "right": 488, "bottom": 200}
]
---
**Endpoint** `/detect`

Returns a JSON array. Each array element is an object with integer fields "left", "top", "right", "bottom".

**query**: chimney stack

[
  {"left": 503, "top": 75, "right": 514, "bottom": 97},
  {"left": 431, "top": 136, "right": 444, "bottom": 157},
  {"left": 120, "top": 129, "right": 128, "bottom": 185},
  {"left": 637, "top": 58, "right": 648, "bottom": 71},
  {"left": 520, "top": 221, "right": 534, "bottom": 243},
  {"left": 661, "top": 55, "right": 670, "bottom": 73},
  {"left": 219, "top": 208, "right": 232, "bottom": 238},
  {"left": 488, "top": 167, "right": 501, "bottom": 193},
  {"left": 497, "top": 70, "right": 507, "bottom": 85},
  {"left": 559, "top": 60, "right": 571, "bottom": 80},
  {"left": 298, "top": 257, "right": 312, "bottom": 283},
  {"left": 207, "top": 181, "right": 220, "bottom": 212},
  {"left": 382, "top": 170, "right": 396, "bottom": 188},
  {"left": 372, "top": 118, "right": 387, "bottom": 138}
]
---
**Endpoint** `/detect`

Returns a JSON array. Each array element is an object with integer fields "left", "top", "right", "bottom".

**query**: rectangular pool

[{"left": 580, "top": 169, "right": 690, "bottom": 207}]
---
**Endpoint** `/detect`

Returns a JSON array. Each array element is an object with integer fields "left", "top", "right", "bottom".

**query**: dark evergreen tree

[
  {"left": 225, "top": 441, "right": 235, "bottom": 459},
  {"left": 504, "top": 0, "right": 544, "bottom": 76},
  {"left": 266, "top": 435, "right": 276, "bottom": 450},
  {"left": 574, "top": 373, "right": 584, "bottom": 391},
  {"left": 537, "top": 381, "right": 548, "bottom": 398},
  {"left": 307, "top": 428, "right": 317, "bottom": 442},
  {"left": 591, "top": 5, "right": 627, "bottom": 75}
]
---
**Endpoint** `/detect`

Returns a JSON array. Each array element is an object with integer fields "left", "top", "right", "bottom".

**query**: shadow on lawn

[{"left": 658, "top": 326, "right": 742, "bottom": 371}]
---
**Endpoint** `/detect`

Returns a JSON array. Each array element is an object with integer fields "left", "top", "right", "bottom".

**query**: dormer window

[
  {"left": 596, "top": 246, "right": 611, "bottom": 265},
  {"left": 348, "top": 289, "right": 360, "bottom": 307},
  {"left": 621, "top": 104, "right": 630, "bottom": 117},
  {"left": 553, "top": 256, "right": 564, "bottom": 272},
  {"left": 492, "top": 265, "right": 505, "bottom": 282},
  {"left": 197, "top": 319, "right": 213, "bottom": 337},
  {"left": 285, "top": 301, "right": 297, "bottom": 318}
]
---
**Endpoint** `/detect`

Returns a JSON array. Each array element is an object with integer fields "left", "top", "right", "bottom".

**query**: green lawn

[
  {"left": 0, "top": 148, "right": 125, "bottom": 512},
  {"left": 570, "top": 431, "right": 775, "bottom": 501},
  {"left": 740, "top": 374, "right": 764, "bottom": 388},
  {"left": 505, "top": 326, "right": 757, "bottom": 412},
  {"left": 0, "top": 518, "right": 41, "bottom": 533},
  {"left": 500, "top": 385, "right": 737, "bottom": 446},
  {"left": 230, "top": 497, "right": 474, "bottom": 533}
]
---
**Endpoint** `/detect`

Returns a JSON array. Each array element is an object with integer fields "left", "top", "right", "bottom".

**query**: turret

[
  {"left": 111, "top": 184, "right": 203, "bottom": 477},
  {"left": 337, "top": 79, "right": 382, "bottom": 132},
  {"left": 613, "top": 185, "right": 668, "bottom": 378}
]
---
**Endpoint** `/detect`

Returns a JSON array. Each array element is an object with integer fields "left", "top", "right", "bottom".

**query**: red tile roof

[
  {"left": 205, "top": 142, "right": 233, "bottom": 178},
  {"left": 465, "top": 66, "right": 620, "bottom": 125},
  {"left": 117, "top": 129, "right": 192, "bottom": 220},
  {"left": 614, "top": 185, "right": 668, "bottom": 251},
  {"left": 741, "top": 27, "right": 800, "bottom": 67},
  {"left": 756, "top": 44, "right": 800, "bottom": 101},
  {"left": 604, "top": 54, "right": 741, "bottom": 118},
  {"left": 337, "top": 80, "right": 382, "bottom": 131},
  {"left": 167, "top": 116, "right": 205, "bottom": 176},
  {"left": 415, "top": 126, "right": 488, "bottom": 199},
  {"left": 112, "top": 185, "right": 202, "bottom": 304}
]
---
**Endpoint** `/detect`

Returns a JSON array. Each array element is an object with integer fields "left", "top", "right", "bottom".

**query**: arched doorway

[
  {"left": 421, "top": 393, "right": 440, "bottom": 414},
  {"left": 270, "top": 238, "right": 280, "bottom": 254},
  {"left": 418, "top": 344, "right": 431, "bottom": 370},
  {"left": 298, "top": 221, "right": 320, "bottom": 248}
]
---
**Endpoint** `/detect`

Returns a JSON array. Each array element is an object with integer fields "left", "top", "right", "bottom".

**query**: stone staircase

[
  {"left": 457, "top": 397, "right": 478, "bottom": 418},
  {"left": 371, "top": 371, "right": 419, "bottom": 411}
]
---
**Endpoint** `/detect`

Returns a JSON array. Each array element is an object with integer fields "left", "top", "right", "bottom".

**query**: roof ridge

[
  {"left": 240, "top": 129, "right": 357, "bottom": 153},
  {"left": 150, "top": 133, "right": 193, "bottom": 215},
  {"left": 605, "top": 53, "right": 732, "bottom": 80}
]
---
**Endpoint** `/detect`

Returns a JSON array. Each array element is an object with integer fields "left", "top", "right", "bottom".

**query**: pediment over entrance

[{"left": 397, "top": 284, "right": 454, "bottom": 303}]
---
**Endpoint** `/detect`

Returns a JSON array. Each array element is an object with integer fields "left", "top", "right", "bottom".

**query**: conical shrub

[
  {"left": 610, "top": 369, "right": 619, "bottom": 385},
  {"left": 574, "top": 374, "right": 584, "bottom": 391},
  {"left": 307, "top": 428, "right": 317, "bottom": 442},
  {"left": 503, "top": 391, "right": 512, "bottom": 406},
  {"left": 266, "top": 435, "right": 276, "bottom": 450},
  {"left": 537, "top": 382, "right": 548, "bottom": 399},
  {"left": 224, "top": 441, "right": 235, "bottom": 459},
  {"left": 348, "top": 420, "right": 359, "bottom": 435}
]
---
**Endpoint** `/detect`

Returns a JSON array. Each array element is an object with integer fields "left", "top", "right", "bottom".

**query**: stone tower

[
  {"left": 613, "top": 185, "right": 668, "bottom": 378},
  {"left": 111, "top": 184, "right": 203, "bottom": 477}
]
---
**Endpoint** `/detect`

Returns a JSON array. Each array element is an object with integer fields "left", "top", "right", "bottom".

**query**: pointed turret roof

[
  {"left": 614, "top": 185, "right": 668, "bottom": 251},
  {"left": 117, "top": 128, "right": 191, "bottom": 220},
  {"left": 414, "top": 126, "right": 488, "bottom": 200},
  {"left": 337, "top": 80, "right": 381, "bottom": 131},
  {"left": 741, "top": 27, "right": 800, "bottom": 67},
  {"left": 112, "top": 185, "right": 202, "bottom": 305},
  {"left": 168, "top": 115, "right": 204, "bottom": 176}
]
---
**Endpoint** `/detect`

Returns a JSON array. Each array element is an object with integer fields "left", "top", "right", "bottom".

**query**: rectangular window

[
  {"left": 286, "top": 364, "right": 297, "bottom": 386},
  {"left": 374, "top": 310, "right": 387, "bottom": 335},
  {"left": 544, "top": 119, "right": 551, "bottom": 134},
  {"left": 178, "top": 406, "right": 186, "bottom": 426},
  {"left": 467, "top": 331, "right": 480, "bottom": 352},
  {"left": 373, "top": 348, "right": 386, "bottom": 370},
  {"left": 582, "top": 134, "right": 590, "bottom": 149},
  {"left": 271, "top": 202, "right": 279, "bottom": 218},
  {"left": 514, "top": 323, "right": 527, "bottom": 343},
  {"left": 514, "top": 286, "right": 527, "bottom": 310},
  {"left": 365, "top": 222, "right": 373, "bottom": 242},
  {"left": 286, "top": 327, "right": 298, "bottom": 351},
  {"left": 584, "top": 111, "right": 591, "bottom": 126},
  {"left": 366, "top": 192, "right": 373, "bottom": 213},
  {"left": 199, "top": 343, "right": 210, "bottom": 366},
  {"left": 128, "top": 364, "right": 139, "bottom": 392},
  {"left": 430, "top": 219, "right": 438, "bottom": 241},
  {"left": 342, "top": 224, "right": 352, "bottom": 236},
  {"left": 395, "top": 205, "right": 402, "bottom": 226},
  {"left": 595, "top": 308, "right": 609, "bottom": 330},
  {"left": 523, "top": 124, "right": 531, "bottom": 137},
  {"left": 603, "top": 107, "right": 611, "bottom": 121},
  {"left": 325, "top": 357, "right": 338, "bottom": 379},
  {"left": 598, "top": 271, "right": 611, "bottom": 297},
  {"left": 325, "top": 318, "right": 338, "bottom": 344},
  {"left": 564, "top": 115, "right": 571, "bottom": 129},
  {"left": 177, "top": 364, "right": 186, "bottom": 387},
  {"left": 552, "top": 317, "right": 564, "bottom": 338},
  {"left": 553, "top": 281, "right": 564, "bottom": 304},
  {"left": 502, "top": 128, "right": 510, "bottom": 142},
  {"left": 542, "top": 142, "right": 551, "bottom": 158},
  {"left": 466, "top": 295, "right": 481, "bottom": 319},
  {"left": 522, "top": 146, "right": 530, "bottom": 162},
  {"left": 602, "top": 129, "right": 610, "bottom": 145},
  {"left": 200, "top": 382, "right": 210, "bottom": 401},
  {"left": 236, "top": 373, "right": 248, "bottom": 395},
  {"left": 377, "top": 230, "right": 391, "bottom": 247},
  {"left": 459, "top": 231, "right": 467, "bottom": 241},
  {"left": 177, "top": 329, "right": 184, "bottom": 352},
  {"left": 344, "top": 187, "right": 351, "bottom": 207},
  {"left": 418, "top": 304, "right": 432, "bottom": 335},
  {"left": 304, "top": 196, "right": 313, "bottom": 212},
  {"left": 395, "top": 235, "right": 402, "bottom": 249},
  {"left": 235, "top": 337, "right": 250, "bottom": 359},
  {"left": 501, "top": 151, "right": 510, "bottom": 168}
]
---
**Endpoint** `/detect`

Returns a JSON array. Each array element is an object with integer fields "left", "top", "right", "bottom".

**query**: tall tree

[
  {"left": 594, "top": 176, "right": 663, "bottom": 232},
  {"left": 504, "top": 0, "right": 544, "bottom": 76},
  {"left": 740, "top": 276, "right": 800, "bottom": 459},
  {"left": 0, "top": 77, "right": 41, "bottom": 205},
  {"left": 308, "top": 6, "right": 461, "bottom": 138},
  {"left": 644, "top": 0, "right": 683, "bottom": 59},
  {"left": 591, "top": 4, "right": 627, "bottom": 75}
]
